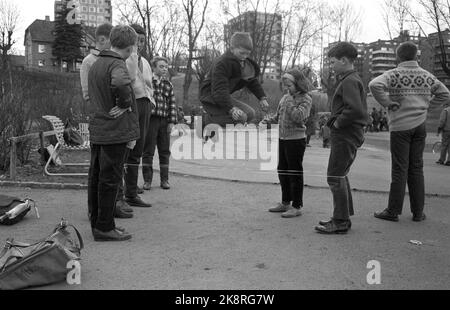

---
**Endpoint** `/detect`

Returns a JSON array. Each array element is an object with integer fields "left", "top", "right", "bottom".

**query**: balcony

[
  {"left": 372, "top": 50, "right": 395, "bottom": 55},
  {"left": 372, "top": 63, "right": 396, "bottom": 69}
]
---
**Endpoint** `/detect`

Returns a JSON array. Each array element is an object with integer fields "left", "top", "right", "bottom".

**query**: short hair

[
  {"left": 396, "top": 41, "right": 418, "bottom": 62},
  {"left": 328, "top": 42, "right": 358, "bottom": 62},
  {"left": 95, "top": 23, "right": 113, "bottom": 40},
  {"left": 110, "top": 25, "right": 137, "bottom": 49},
  {"left": 130, "top": 23, "right": 146, "bottom": 36},
  {"left": 151, "top": 56, "right": 169, "bottom": 68}
]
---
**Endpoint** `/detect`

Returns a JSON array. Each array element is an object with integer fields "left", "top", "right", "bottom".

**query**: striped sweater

[{"left": 369, "top": 61, "right": 450, "bottom": 132}]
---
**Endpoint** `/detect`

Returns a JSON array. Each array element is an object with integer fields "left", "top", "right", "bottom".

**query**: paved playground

[{"left": 0, "top": 129, "right": 449, "bottom": 290}]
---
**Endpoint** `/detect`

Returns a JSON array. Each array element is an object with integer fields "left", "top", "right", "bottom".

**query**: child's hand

[
  {"left": 109, "top": 106, "right": 130, "bottom": 118},
  {"left": 388, "top": 102, "right": 400, "bottom": 112},
  {"left": 259, "top": 99, "right": 269, "bottom": 112},
  {"left": 230, "top": 107, "right": 246, "bottom": 122}
]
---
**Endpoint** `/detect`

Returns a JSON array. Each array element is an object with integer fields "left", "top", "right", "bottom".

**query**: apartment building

[{"left": 55, "top": 0, "right": 112, "bottom": 27}]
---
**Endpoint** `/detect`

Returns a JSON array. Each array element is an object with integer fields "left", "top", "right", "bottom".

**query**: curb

[{"left": 2, "top": 172, "right": 450, "bottom": 199}]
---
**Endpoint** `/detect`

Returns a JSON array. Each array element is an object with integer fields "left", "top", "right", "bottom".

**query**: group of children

[
  {"left": 81, "top": 24, "right": 177, "bottom": 241},
  {"left": 82, "top": 24, "right": 450, "bottom": 241}
]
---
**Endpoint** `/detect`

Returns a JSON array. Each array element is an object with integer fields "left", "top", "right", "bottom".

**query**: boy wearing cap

[{"left": 199, "top": 32, "right": 269, "bottom": 130}]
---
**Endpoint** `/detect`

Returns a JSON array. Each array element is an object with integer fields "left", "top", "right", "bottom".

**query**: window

[
  {"left": 38, "top": 45, "right": 45, "bottom": 53},
  {"left": 98, "top": 7, "right": 104, "bottom": 13},
  {"left": 90, "top": 0, "right": 96, "bottom": 4},
  {"left": 89, "top": 7, "right": 95, "bottom": 12},
  {"left": 81, "top": 0, "right": 87, "bottom": 3},
  {"left": 90, "top": 15, "right": 96, "bottom": 20},
  {"left": 82, "top": 6, "right": 87, "bottom": 12},
  {"left": 97, "top": 16, "right": 104, "bottom": 21},
  {"left": 38, "top": 60, "right": 45, "bottom": 67}
]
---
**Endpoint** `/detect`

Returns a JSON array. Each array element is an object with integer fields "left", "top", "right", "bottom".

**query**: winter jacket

[
  {"left": 199, "top": 50, "right": 266, "bottom": 114},
  {"left": 88, "top": 50, "right": 140, "bottom": 145}
]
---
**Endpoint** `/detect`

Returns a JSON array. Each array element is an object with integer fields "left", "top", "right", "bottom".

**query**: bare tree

[
  {"left": 329, "top": 0, "right": 363, "bottom": 42},
  {"left": 0, "top": 0, "right": 19, "bottom": 96},
  {"left": 181, "top": 0, "right": 209, "bottom": 107}
]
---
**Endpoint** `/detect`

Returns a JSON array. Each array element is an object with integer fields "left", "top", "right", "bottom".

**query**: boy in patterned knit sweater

[{"left": 369, "top": 41, "right": 450, "bottom": 222}]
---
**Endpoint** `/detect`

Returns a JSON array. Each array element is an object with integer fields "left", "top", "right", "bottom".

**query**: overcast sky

[{"left": 12, "top": 0, "right": 424, "bottom": 54}]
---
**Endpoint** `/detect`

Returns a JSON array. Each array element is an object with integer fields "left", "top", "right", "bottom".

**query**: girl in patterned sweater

[{"left": 261, "top": 68, "right": 312, "bottom": 218}]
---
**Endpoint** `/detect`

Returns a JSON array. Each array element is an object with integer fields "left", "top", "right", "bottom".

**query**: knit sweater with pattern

[{"left": 369, "top": 61, "right": 450, "bottom": 132}]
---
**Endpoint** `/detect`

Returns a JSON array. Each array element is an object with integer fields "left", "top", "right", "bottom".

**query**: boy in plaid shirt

[{"left": 142, "top": 56, "right": 177, "bottom": 190}]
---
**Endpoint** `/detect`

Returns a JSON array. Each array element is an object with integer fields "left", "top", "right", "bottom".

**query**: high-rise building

[
  {"left": 54, "top": 0, "right": 112, "bottom": 27},
  {"left": 427, "top": 29, "right": 450, "bottom": 89},
  {"left": 224, "top": 11, "right": 283, "bottom": 80}
]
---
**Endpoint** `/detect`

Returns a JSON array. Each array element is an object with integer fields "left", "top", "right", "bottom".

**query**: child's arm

[
  {"left": 261, "top": 98, "right": 282, "bottom": 124},
  {"left": 335, "top": 78, "right": 368, "bottom": 128},
  {"left": 125, "top": 51, "right": 139, "bottom": 83},
  {"left": 369, "top": 73, "right": 399, "bottom": 111},
  {"left": 430, "top": 80, "right": 450, "bottom": 111},
  {"left": 80, "top": 57, "right": 91, "bottom": 102},
  {"left": 211, "top": 61, "right": 234, "bottom": 112},
  {"left": 111, "top": 61, "right": 133, "bottom": 109},
  {"left": 290, "top": 94, "right": 312, "bottom": 126}
]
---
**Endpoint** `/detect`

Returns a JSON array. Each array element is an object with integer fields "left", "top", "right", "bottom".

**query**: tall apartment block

[
  {"left": 54, "top": 0, "right": 112, "bottom": 27},
  {"left": 224, "top": 11, "right": 283, "bottom": 80},
  {"left": 427, "top": 29, "right": 450, "bottom": 89}
]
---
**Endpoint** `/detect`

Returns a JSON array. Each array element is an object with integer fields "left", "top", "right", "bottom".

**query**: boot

[
  {"left": 143, "top": 165, "right": 153, "bottom": 191},
  {"left": 160, "top": 166, "right": 170, "bottom": 190}
]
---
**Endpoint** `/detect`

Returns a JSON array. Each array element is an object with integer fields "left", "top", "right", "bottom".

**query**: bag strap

[{"left": 53, "top": 219, "right": 84, "bottom": 250}]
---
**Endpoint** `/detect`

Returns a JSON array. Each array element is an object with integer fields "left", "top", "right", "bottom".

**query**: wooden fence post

[{"left": 9, "top": 138, "right": 17, "bottom": 181}]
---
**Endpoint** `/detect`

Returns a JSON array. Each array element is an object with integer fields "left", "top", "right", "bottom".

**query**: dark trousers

[
  {"left": 439, "top": 130, "right": 450, "bottom": 163},
  {"left": 124, "top": 98, "right": 150, "bottom": 198},
  {"left": 88, "top": 143, "right": 128, "bottom": 232},
  {"left": 327, "top": 126, "right": 364, "bottom": 221},
  {"left": 388, "top": 123, "right": 426, "bottom": 215},
  {"left": 278, "top": 139, "right": 306, "bottom": 209},
  {"left": 142, "top": 115, "right": 171, "bottom": 182}
]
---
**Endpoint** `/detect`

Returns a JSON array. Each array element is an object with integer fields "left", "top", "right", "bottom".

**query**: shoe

[
  {"left": 445, "top": 162, "right": 450, "bottom": 166},
  {"left": 93, "top": 228, "right": 132, "bottom": 242},
  {"left": 281, "top": 206, "right": 302, "bottom": 218},
  {"left": 114, "top": 206, "right": 133, "bottom": 219},
  {"left": 436, "top": 160, "right": 444, "bottom": 165},
  {"left": 374, "top": 209, "right": 399, "bottom": 222},
  {"left": 319, "top": 218, "right": 352, "bottom": 229},
  {"left": 160, "top": 181, "right": 170, "bottom": 190},
  {"left": 115, "top": 199, "right": 133, "bottom": 213},
  {"left": 413, "top": 213, "right": 426, "bottom": 222},
  {"left": 125, "top": 196, "right": 152, "bottom": 208},
  {"left": 268, "top": 203, "right": 290, "bottom": 213},
  {"left": 143, "top": 182, "right": 151, "bottom": 190},
  {"left": 137, "top": 187, "right": 144, "bottom": 194},
  {"left": 315, "top": 220, "right": 350, "bottom": 235}
]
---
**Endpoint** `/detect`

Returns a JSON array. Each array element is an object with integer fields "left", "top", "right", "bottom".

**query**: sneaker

[
  {"left": 412, "top": 213, "right": 426, "bottom": 222},
  {"left": 436, "top": 160, "right": 444, "bottom": 165},
  {"left": 93, "top": 228, "right": 132, "bottom": 242},
  {"left": 268, "top": 203, "right": 290, "bottom": 213},
  {"left": 281, "top": 206, "right": 302, "bottom": 218},
  {"left": 374, "top": 209, "right": 399, "bottom": 222},
  {"left": 160, "top": 181, "right": 171, "bottom": 190},
  {"left": 315, "top": 220, "right": 350, "bottom": 235},
  {"left": 143, "top": 182, "right": 152, "bottom": 190},
  {"left": 137, "top": 187, "right": 144, "bottom": 194}
]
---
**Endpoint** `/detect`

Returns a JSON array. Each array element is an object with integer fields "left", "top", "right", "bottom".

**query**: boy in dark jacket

[
  {"left": 88, "top": 25, "right": 139, "bottom": 242},
  {"left": 315, "top": 42, "right": 369, "bottom": 235},
  {"left": 199, "top": 32, "right": 269, "bottom": 132}
]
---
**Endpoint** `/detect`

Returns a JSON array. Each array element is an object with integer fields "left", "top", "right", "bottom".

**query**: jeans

[
  {"left": 439, "top": 130, "right": 450, "bottom": 163},
  {"left": 142, "top": 116, "right": 171, "bottom": 182},
  {"left": 388, "top": 123, "right": 426, "bottom": 215},
  {"left": 88, "top": 143, "right": 128, "bottom": 232},
  {"left": 327, "top": 126, "right": 364, "bottom": 221},
  {"left": 278, "top": 139, "right": 306, "bottom": 209},
  {"left": 124, "top": 98, "right": 150, "bottom": 198}
]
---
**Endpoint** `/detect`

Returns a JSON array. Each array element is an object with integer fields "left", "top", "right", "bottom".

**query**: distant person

[
  {"left": 437, "top": 103, "right": 450, "bottom": 166},
  {"left": 199, "top": 32, "right": 269, "bottom": 136},
  {"left": 87, "top": 25, "right": 139, "bottom": 242},
  {"left": 305, "top": 103, "right": 317, "bottom": 147},
  {"left": 260, "top": 68, "right": 312, "bottom": 219},
  {"left": 369, "top": 41, "right": 450, "bottom": 222},
  {"left": 371, "top": 107, "right": 380, "bottom": 132},
  {"left": 315, "top": 42, "right": 369, "bottom": 235},
  {"left": 142, "top": 56, "right": 178, "bottom": 191},
  {"left": 122, "top": 23, "right": 155, "bottom": 209},
  {"left": 80, "top": 23, "right": 133, "bottom": 220},
  {"left": 379, "top": 112, "right": 388, "bottom": 131}
]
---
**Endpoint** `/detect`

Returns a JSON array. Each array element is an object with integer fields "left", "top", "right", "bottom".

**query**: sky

[{"left": 10, "top": 0, "right": 419, "bottom": 55}]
